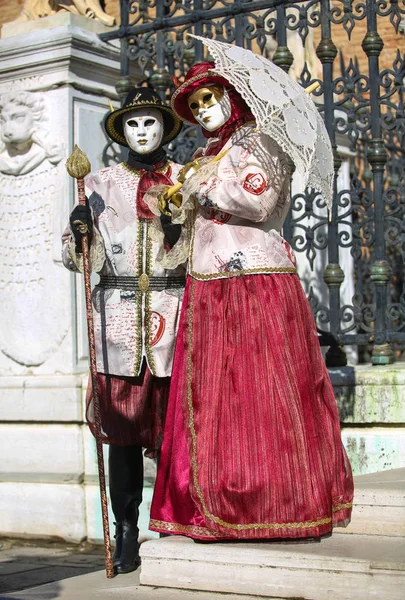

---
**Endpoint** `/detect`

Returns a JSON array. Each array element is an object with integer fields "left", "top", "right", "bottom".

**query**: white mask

[
  {"left": 123, "top": 108, "right": 164, "bottom": 154},
  {"left": 188, "top": 86, "right": 232, "bottom": 132}
]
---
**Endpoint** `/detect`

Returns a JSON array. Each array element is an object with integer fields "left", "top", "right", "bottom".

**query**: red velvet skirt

[
  {"left": 86, "top": 361, "right": 170, "bottom": 456},
  {"left": 149, "top": 274, "right": 354, "bottom": 540}
]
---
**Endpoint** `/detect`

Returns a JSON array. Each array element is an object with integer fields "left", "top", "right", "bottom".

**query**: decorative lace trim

[
  {"left": 121, "top": 162, "right": 170, "bottom": 176},
  {"left": 332, "top": 502, "right": 352, "bottom": 513},
  {"left": 148, "top": 155, "right": 224, "bottom": 270},
  {"left": 131, "top": 220, "right": 145, "bottom": 376},
  {"left": 190, "top": 267, "right": 297, "bottom": 280},
  {"left": 150, "top": 500, "right": 353, "bottom": 537},
  {"left": 145, "top": 183, "right": 195, "bottom": 270},
  {"left": 180, "top": 157, "right": 222, "bottom": 201},
  {"left": 144, "top": 221, "right": 156, "bottom": 375}
]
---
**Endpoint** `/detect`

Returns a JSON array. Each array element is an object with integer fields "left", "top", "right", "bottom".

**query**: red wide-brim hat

[{"left": 171, "top": 62, "right": 232, "bottom": 125}]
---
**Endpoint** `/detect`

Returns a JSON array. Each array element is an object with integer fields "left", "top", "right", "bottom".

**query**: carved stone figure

[
  {"left": 0, "top": 92, "right": 63, "bottom": 176},
  {"left": 0, "top": 91, "right": 67, "bottom": 368},
  {"left": 10, "top": 0, "right": 114, "bottom": 27}
]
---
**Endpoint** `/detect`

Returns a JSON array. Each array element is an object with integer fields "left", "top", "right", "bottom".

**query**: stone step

[
  {"left": 345, "top": 467, "right": 405, "bottom": 536},
  {"left": 140, "top": 533, "right": 405, "bottom": 600},
  {"left": 5, "top": 568, "right": 284, "bottom": 599}
]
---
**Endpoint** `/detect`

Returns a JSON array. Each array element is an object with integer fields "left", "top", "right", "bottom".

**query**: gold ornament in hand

[
  {"left": 177, "top": 159, "right": 202, "bottom": 184},
  {"left": 171, "top": 192, "right": 183, "bottom": 209},
  {"left": 157, "top": 188, "right": 183, "bottom": 216},
  {"left": 158, "top": 189, "right": 171, "bottom": 217}
]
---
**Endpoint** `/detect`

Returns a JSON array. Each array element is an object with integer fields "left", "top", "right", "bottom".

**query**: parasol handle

[
  {"left": 165, "top": 181, "right": 183, "bottom": 199},
  {"left": 66, "top": 146, "right": 114, "bottom": 579},
  {"left": 305, "top": 81, "right": 321, "bottom": 94}
]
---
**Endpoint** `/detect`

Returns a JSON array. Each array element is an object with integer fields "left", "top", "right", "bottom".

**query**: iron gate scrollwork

[{"left": 101, "top": 0, "right": 405, "bottom": 365}]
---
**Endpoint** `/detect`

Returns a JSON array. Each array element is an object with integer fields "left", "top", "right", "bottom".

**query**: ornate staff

[{"left": 66, "top": 146, "right": 114, "bottom": 579}]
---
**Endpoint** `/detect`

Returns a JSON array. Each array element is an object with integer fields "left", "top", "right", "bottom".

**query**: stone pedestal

[
  {"left": 340, "top": 467, "right": 405, "bottom": 537},
  {"left": 0, "top": 14, "right": 124, "bottom": 542},
  {"left": 140, "top": 534, "right": 405, "bottom": 600},
  {"left": 331, "top": 363, "right": 405, "bottom": 475},
  {"left": 139, "top": 469, "right": 405, "bottom": 600}
]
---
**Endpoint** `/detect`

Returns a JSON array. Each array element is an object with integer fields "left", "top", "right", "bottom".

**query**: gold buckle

[{"left": 138, "top": 273, "right": 150, "bottom": 292}]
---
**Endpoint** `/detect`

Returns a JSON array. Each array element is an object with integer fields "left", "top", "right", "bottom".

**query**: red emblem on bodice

[
  {"left": 209, "top": 209, "right": 231, "bottom": 225},
  {"left": 243, "top": 172, "right": 267, "bottom": 195},
  {"left": 149, "top": 311, "right": 166, "bottom": 347}
]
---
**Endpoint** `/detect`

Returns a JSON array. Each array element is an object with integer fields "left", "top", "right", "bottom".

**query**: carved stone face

[
  {"left": 123, "top": 108, "right": 164, "bottom": 154},
  {"left": 187, "top": 85, "right": 231, "bottom": 131},
  {"left": 0, "top": 103, "right": 34, "bottom": 145}
]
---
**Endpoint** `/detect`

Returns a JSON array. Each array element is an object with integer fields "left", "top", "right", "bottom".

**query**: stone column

[{"left": 0, "top": 13, "right": 121, "bottom": 542}]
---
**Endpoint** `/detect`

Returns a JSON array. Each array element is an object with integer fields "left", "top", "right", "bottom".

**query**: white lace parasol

[{"left": 190, "top": 35, "right": 334, "bottom": 210}]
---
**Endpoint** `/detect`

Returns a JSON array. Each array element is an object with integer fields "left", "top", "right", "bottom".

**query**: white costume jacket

[
  {"left": 62, "top": 161, "right": 185, "bottom": 378},
  {"left": 176, "top": 124, "right": 297, "bottom": 279}
]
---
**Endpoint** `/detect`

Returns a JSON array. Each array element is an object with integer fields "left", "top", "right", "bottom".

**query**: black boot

[
  {"left": 109, "top": 445, "right": 143, "bottom": 575},
  {"left": 112, "top": 522, "right": 122, "bottom": 567}
]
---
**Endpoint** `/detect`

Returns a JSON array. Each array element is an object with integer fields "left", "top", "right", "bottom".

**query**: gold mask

[{"left": 187, "top": 85, "right": 224, "bottom": 117}]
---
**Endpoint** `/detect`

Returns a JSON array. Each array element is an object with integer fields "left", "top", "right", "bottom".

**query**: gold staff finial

[{"left": 66, "top": 145, "right": 91, "bottom": 180}]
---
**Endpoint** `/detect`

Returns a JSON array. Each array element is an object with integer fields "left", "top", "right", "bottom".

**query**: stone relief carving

[
  {"left": 0, "top": 92, "right": 64, "bottom": 176},
  {"left": 11, "top": 0, "right": 114, "bottom": 27},
  {"left": 0, "top": 91, "right": 69, "bottom": 368}
]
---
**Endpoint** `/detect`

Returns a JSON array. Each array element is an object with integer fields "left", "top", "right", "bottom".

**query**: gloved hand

[
  {"left": 69, "top": 202, "right": 93, "bottom": 253},
  {"left": 157, "top": 160, "right": 201, "bottom": 216},
  {"left": 157, "top": 187, "right": 171, "bottom": 217},
  {"left": 158, "top": 187, "right": 183, "bottom": 217},
  {"left": 160, "top": 214, "right": 182, "bottom": 249}
]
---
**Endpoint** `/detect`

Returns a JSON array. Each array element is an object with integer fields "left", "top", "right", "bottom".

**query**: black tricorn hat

[{"left": 105, "top": 87, "right": 182, "bottom": 147}]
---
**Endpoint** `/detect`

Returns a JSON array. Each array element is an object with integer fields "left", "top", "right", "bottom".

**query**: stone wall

[
  {"left": 333, "top": 364, "right": 405, "bottom": 476},
  {"left": 0, "top": 13, "right": 123, "bottom": 543}
]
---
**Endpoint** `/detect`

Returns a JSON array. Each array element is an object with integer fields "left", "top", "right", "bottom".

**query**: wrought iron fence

[{"left": 100, "top": 0, "right": 405, "bottom": 366}]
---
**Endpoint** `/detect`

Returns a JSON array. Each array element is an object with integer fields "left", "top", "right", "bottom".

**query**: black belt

[{"left": 98, "top": 274, "right": 186, "bottom": 293}]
